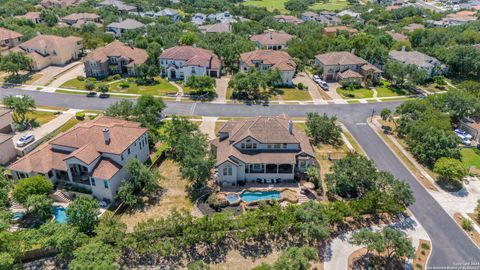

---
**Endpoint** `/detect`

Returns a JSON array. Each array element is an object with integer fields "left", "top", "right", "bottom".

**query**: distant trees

[
  {"left": 306, "top": 113, "right": 342, "bottom": 146},
  {"left": 384, "top": 60, "right": 428, "bottom": 88},
  {"left": 39, "top": 9, "right": 58, "bottom": 27}
]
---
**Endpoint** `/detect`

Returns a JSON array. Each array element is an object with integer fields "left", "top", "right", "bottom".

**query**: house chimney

[
  {"left": 103, "top": 128, "right": 111, "bottom": 144},
  {"left": 401, "top": 45, "right": 406, "bottom": 52},
  {"left": 193, "top": 43, "right": 197, "bottom": 48},
  {"left": 351, "top": 48, "right": 356, "bottom": 55},
  {"left": 269, "top": 31, "right": 273, "bottom": 39},
  {"left": 288, "top": 120, "right": 293, "bottom": 134}
]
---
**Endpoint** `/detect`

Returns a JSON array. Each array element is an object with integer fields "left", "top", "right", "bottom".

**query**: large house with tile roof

[
  {"left": 84, "top": 41, "right": 148, "bottom": 78},
  {"left": 159, "top": 45, "right": 221, "bottom": 81},
  {"left": 239, "top": 50, "right": 297, "bottom": 86},
  {"left": 106, "top": 19, "right": 145, "bottom": 37},
  {"left": 250, "top": 30, "right": 293, "bottom": 50},
  {"left": 10, "top": 35, "right": 83, "bottom": 71},
  {"left": 0, "top": 28, "right": 23, "bottom": 50},
  {"left": 0, "top": 108, "right": 15, "bottom": 165},
  {"left": 14, "top": 12, "right": 42, "bottom": 24},
  {"left": 388, "top": 49, "right": 446, "bottom": 78},
  {"left": 40, "top": 0, "right": 85, "bottom": 8},
  {"left": 211, "top": 115, "right": 315, "bottom": 186},
  {"left": 9, "top": 116, "right": 149, "bottom": 201}
]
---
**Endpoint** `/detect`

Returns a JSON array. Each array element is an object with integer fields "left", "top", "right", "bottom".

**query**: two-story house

[
  {"left": 250, "top": 31, "right": 293, "bottom": 50},
  {"left": 10, "top": 35, "right": 83, "bottom": 71},
  {"left": 9, "top": 116, "right": 149, "bottom": 202},
  {"left": 61, "top": 13, "right": 102, "bottom": 28},
  {"left": 239, "top": 50, "right": 297, "bottom": 86},
  {"left": 99, "top": 0, "right": 137, "bottom": 12},
  {"left": 388, "top": 48, "right": 447, "bottom": 78},
  {"left": 0, "top": 28, "right": 23, "bottom": 51},
  {"left": 314, "top": 51, "right": 382, "bottom": 83},
  {"left": 0, "top": 108, "right": 16, "bottom": 165},
  {"left": 159, "top": 45, "right": 221, "bottom": 81},
  {"left": 106, "top": 19, "right": 145, "bottom": 38},
  {"left": 84, "top": 41, "right": 148, "bottom": 78},
  {"left": 211, "top": 115, "right": 315, "bottom": 186},
  {"left": 273, "top": 15, "right": 304, "bottom": 24}
]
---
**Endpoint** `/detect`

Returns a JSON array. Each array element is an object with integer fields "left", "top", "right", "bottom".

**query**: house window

[
  {"left": 104, "top": 180, "right": 109, "bottom": 189},
  {"left": 299, "top": 160, "right": 307, "bottom": 168},
  {"left": 283, "top": 143, "right": 287, "bottom": 149},
  {"left": 128, "top": 148, "right": 131, "bottom": 154},
  {"left": 48, "top": 171, "right": 53, "bottom": 178},
  {"left": 241, "top": 143, "right": 245, "bottom": 149},
  {"left": 121, "top": 154, "right": 124, "bottom": 161},
  {"left": 245, "top": 139, "right": 256, "bottom": 149},
  {"left": 268, "top": 144, "right": 272, "bottom": 149},
  {"left": 91, "top": 179, "right": 96, "bottom": 186},
  {"left": 223, "top": 165, "right": 232, "bottom": 176},
  {"left": 274, "top": 144, "right": 281, "bottom": 149}
]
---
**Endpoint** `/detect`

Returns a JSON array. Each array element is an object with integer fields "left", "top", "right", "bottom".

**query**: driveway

[
  {"left": 32, "top": 62, "right": 83, "bottom": 86},
  {"left": 292, "top": 72, "right": 324, "bottom": 104},
  {"left": 47, "top": 64, "right": 85, "bottom": 88},
  {"left": 213, "top": 77, "right": 230, "bottom": 104}
]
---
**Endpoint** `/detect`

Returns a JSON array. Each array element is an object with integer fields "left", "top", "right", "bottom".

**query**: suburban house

[
  {"left": 159, "top": 45, "right": 221, "bottom": 81},
  {"left": 11, "top": 35, "right": 83, "bottom": 71},
  {"left": 14, "top": 12, "right": 42, "bottom": 24},
  {"left": 388, "top": 49, "right": 446, "bottom": 78},
  {"left": 274, "top": 15, "right": 304, "bottom": 24},
  {"left": 460, "top": 116, "right": 480, "bottom": 144},
  {"left": 436, "top": 12, "right": 477, "bottom": 26},
  {"left": 137, "top": 9, "right": 180, "bottom": 22},
  {"left": 239, "top": 50, "right": 297, "bottom": 86},
  {"left": 317, "top": 11, "right": 342, "bottom": 26},
  {"left": 61, "top": 13, "right": 102, "bottom": 28},
  {"left": 198, "top": 23, "right": 232, "bottom": 33},
  {"left": 211, "top": 114, "right": 315, "bottom": 186},
  {"left": 8, "top": 116, "right": 149, "bottom": 202},
  {"left": 106, "top": 19, "right": 145, "bottom": 37},
  {"left": 337, "top": 9, "right": 361, "bottom": 20},
  {"left": 301, "top": 11, "right": 319, "bottom": 21},
  {"left": 314, "top": 51, "right": 382, "bottom": 83},
  {"left": 208, "top": 11, "right": 236, "bottom": 24},
  {"left": 386, "top": 31, "right": 408, "bottom": 42},
  {"left": 40, "top": 0, "right": 85, "bottom": 8},
  {"left": 191, "top": 13, "right": 207, "bottom": 25},
  {"left": 322, "top": 26, "right": 358, "bottom": 36},
  {"left": 403, "top": 23, "right": 424, "bottom": 32},
  {"left": 99, "top": 0, "right": 137, "bottom": 12},
  {"left": 250, "top": 31, "right": 293, "bottom": 50},
  {"left": 0, "top": 28, "right": 23, "bottom": 50},
  {"left": 0, "top": 108, "right": 15, "bottom": 165},
  {"left": 84, "top": 41, "right": 148, "bottom": 78}
]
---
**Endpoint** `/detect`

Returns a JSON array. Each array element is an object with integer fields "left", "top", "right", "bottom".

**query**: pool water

[
  {"left": 52, "top": 206, "right": 68, "bottom": 224},
  {"left": 226, "top": 193, "right": 240, "bottom": 203},
  {"left": 12, "top": 212, "right": 24, "bottom": 221},
  {"left": 240, "top": 191, "right": 281, "bottom": 203}
]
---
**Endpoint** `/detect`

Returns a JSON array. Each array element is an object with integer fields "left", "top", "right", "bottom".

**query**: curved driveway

[{"left": 2, "top": 88, "right": 480, "bottom": 267}]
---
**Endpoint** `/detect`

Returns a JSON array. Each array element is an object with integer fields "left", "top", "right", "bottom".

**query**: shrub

[
  {"left": 297, "top": 82, "right": 304, "bottom": 90},
  {"left": 12, "top": 175, "right": 53, "bottom": 205},
  {"left": 421, "top": 242, "right": 430, "bottom": 250},
  {"left": 112, "top": 74, "right": 121, "bottom": 80},
  {"left": 207, "top": 193, "right": 228, "bottom": 210},
  {"left": 127, "top": 77, "right": 135, "bottom": 83},
  {"left": 75, "top": 112, "right": 85, "bottom": 120},
  {"left": 119, "top": 82, "right": 130, "bottom": 89},
  {"left": 77, "top": 76, "right": 85, "bottom": 81},
  {"left": 416, "top": 263, "right": 423, "bottom": 269},
  {"left": 105, "top": 76, "right": 113, "bottom": 82},
  {"left": 462, "top": 217, "right": 473, "bottom": 231},
  {"left": 70, "top": 185, "right": 92, "bottom": 194},
  {"left": 86, "top": 77, "right": 96, "bottom": 82}
]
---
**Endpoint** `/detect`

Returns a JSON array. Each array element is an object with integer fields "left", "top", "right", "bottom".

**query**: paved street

[{"left": 1, "top": 87, "right": 480, "bottom": 267}]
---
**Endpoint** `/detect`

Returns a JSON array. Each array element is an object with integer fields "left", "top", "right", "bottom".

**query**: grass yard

[
  {"left": 336, "top": 87, "right": 373, "bottom": 99},
  {"left": 376, "top": 81, "right": 411, "bottom": 97},
  {"left": 310, "top": 0, "right": 350, "bottom": 11},
  {"left": 461, "top": 148, "right": 480, "bottom": 169},
  {"left": 60, "top": 78, "right": 88, "bottom": 89},
  {"left": 120, "top": 159, "right": 194, "bottom": 232},
  {"left": 25, "top": 73, "right": 44, "bottom": 85},
  {"left": 26, "top": 111, "right": 57, "bottom": 126},
  {"left": 241, "top": 0, "right": 289, "bottom": 12},
  {"left": 226, "top": 87, "right": 233, "bottom": 99},
  {"left": 271, "top": 88, "right": 312, "bottom": 101}
]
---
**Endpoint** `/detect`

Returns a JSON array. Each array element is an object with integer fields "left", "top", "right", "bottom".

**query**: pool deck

[{"left": 220, "top": 182, "right": 301, "bottom": 193}]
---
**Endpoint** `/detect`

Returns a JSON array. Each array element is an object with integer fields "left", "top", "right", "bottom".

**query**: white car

[
  {"left": 16, "top": 134, "right": 34, "bottom": 147},
  {"left": 455, "top": 129, "right": 472, "bottom": 140},
  {"left": 462, "top": 137, "right": 472, "bottom": 146},
  {"left": 312, "top": 75, "right": 320, "bottom": 81}
]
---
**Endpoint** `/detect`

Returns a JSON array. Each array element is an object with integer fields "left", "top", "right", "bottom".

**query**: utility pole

[{"left": 370, "top": 109, "right": 375, "bottom": 122}]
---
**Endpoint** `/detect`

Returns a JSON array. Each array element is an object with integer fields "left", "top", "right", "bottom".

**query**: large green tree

[
  {"left": 67, "top": 196, "right": 100, "bottom": 234},
  {"left": 12, "top": 175, "right": 53, "bottom": 205},
  {"left": 306, "top": 113, "right": 342, "bottom": 146},
  {"left": 0, "top": 52, "right": 32, "bottom": 76},
  {"left": 433, "top": 157, "right": 468, "bottom": 183},
  {"left": 69, "top": 241, "right": 119, "bottom": 270},
  {"left": 3, "top": 95, "right": 35, "bottom": 125}
]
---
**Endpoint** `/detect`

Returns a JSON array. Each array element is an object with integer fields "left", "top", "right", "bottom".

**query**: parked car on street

[{"left": 16, "top": 134, "right": 34, "bottom": 147}]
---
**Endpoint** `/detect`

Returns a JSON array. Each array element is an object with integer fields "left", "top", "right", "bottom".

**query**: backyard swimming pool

[
  {"left": 239, "top": 190, "right": 281, "bottom": 203},
  {"left": 52, "top": 206, "right": 68, "bottom": 224}
]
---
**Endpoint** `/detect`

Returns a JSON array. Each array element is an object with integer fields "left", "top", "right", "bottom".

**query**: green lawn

[
  {"left": 241, "top": 0, "right": 349, "bottom": 12},
  {"left": 461, "top": 148, "right": 480, "bottom": 169},
  {"left": 61, "top": 77, "right": 178, "bottom": 96},
  {"left": 376, "top": 81, "right": 411, "bottom": 97},
  {"left": 272, "top": 88, "right": 312, "bottom": 101},
  {"left": 26, "top": 111, "right": 57, "bottom": 126},
  {"left": 336, "top": 87, "right": 373, "bottom": 99},
  {"left": 310, "top": 0, "right": 350, "bottom": 11}
]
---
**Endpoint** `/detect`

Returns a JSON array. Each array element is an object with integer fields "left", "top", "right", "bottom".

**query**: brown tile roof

[
  {"left": 214, "top": 114, "right": 314, "bottom": 166},
  {"left": 385, "top": 5, "right": 401, "bottom": 11},
  {"left": 322, "top": 26, "right": 358, "bottom": 34},
  {"left": 84, "top": 41, "right": 148, "bottom": 65},
  {"left": 0, "top": 108, "right": 11, "bottom": 117},
  {"left": 360, "top": 63, "right": 382, "bottom": 73},
  {"left": 41, "top": 0, "right": 85, "bottom": 7},
  {"left": 403, "top": 23, "right": 424, "bottom": 32},
  {"left": 315, "top": 51, "right": 367, "bottom": 66},
  {"left": 444, "top": 13, "right": 477, "bottom": 22},
  {"left": 455, "top": 10, "right": 476, "bottom": 16},
  {"left": 386, "top": 31, "right": 408, "bottom": 42},
  {"left": 274, "top": 15, "right": 304, "bottom": 24},
  {"left": 14, "top": 12, "right": 41, "bottom": 21},
  {"left": 91, "top": 158, "right": 121, "bottom": 180},
  {"left": 62, "top": 13, "right": 100, "bottom": 22},
  {"left": 198, "top": 23, "right": 231, "bottom": 33},
  {"left": 240, "top": 50, "right": 296, "bottom": 71},
  {"left": 9, "top": 116, "right": 146, "bottom": 175},
  {"left": 0, "top": 28, "right": 23, "bottom": 42},
  {"left": 0, "top": 133, "right": 13, "bottom": 144},
  {"left": 107, "top": 19, "right": 144, "bottom": 30},
  {"left": 338, "top": 69, "right": 362, "bottom": 79},
  {"left": 19, "top": 35, "right": 81, "bottom": 51},
  {"left": 160, "top": 46, "right": 221, "bottom": 70},
  {"left": 250, "top": 31, "right": 293, "bottom": 46}
]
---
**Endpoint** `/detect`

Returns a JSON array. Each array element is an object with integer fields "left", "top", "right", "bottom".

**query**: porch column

[
  {"left": 276, "top": 164, "right": 279, "bottom": 173},
  {"left": 291, "top": 164, "right": 295, "bottom": 173},
  {"left": 67, "top": 165, "right": 73, "bottom": 182},
  {"left": 263, "top": 164, "right": 266, "bottom": 173}
]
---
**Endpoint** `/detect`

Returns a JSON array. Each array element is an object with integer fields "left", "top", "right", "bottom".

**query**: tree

[
  {"left": 3, "top": 95, "right": 35, "bottom": 125},
  {"left": 187, "top": 260, "right": 210, "bottom": 270},
  {"left": 186, "top": 75, "right": 216, "bottom": 95},
  {"left": 34, "top": 222, "right": 88, "bottom": 258},
  {"left": 433, "top": 157, "right": 467, "bottom": 182},
  {"left": 0, "top": 51, "right": 32, "bottom": 76},
  {"left": 228, "top": 70, "right": 262, "bottom": 100},
  {"left": 40, "top": 9, "right": 58, "bottom": 26},
  {"left": 94, "top": 213, "right": 126, "bottom": 246},
  {"left": 12, "top": 175, "right": 53, "bottom": 205},
  {"left": 105, "top": 99, "right": 135, "bottom": 119},
  {"left": 0, "top": 252, "right": 14, "bottom": 270},
  {"left": 136, "top": 64, "right": 157, "bottom": 84},
  {"left": 409, "top": 128, "right": 461, "bottom": 167},
  {"left": 105, "top": 95, "right": 165, "bottom": 129},
  {"left": 118, "top": 158, "right": 159, "bottom": 208},
  {"left": 349, "top": 227, "right": 414, "bottom": 270},
  {"left": 67, "top": 197, "right": 99, "bottom": 234},
  {"left": 25, "top": 194, "right": 53, "bottom": 222},
  {"left": 97, "top": 84, "right": 109, "bottom": 95},
  {"left": 69, "top": 241, "right": 119, "bottom": 270},
  {"left": 306, "top": 113, "right": 342, "bottom": 146},
  {"left": 0, "top": 168, "right": 11, "bottom": 208},
  {"left": 85, "top": 81, "right": 96, "bottom": 93},
  {"left": 381, "top": 108, "right": 392, "bottom": 121},
  {"left": 117, "top": 181, "right": 137, "bottom": 208},
  {"left": 273, "top": 246, "right": 319, "bottom": 270}
]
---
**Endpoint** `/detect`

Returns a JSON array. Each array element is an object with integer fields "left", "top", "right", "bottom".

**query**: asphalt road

[{"left": 3, "top": 88, "right": 480, "bottom": 267}]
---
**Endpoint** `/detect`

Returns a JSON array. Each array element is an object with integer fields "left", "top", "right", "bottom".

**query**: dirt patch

[
  {"left": 119, "top": 159, "right": 194, "bottom": 232},
  {"left": 210, "top": 249, "right": 281, "bottom": 270},
  {"left": 412, "top": 239, "right": 431, "bottom": 270},
  {"left": 453, "top": 213, "right": 480, "bottom": 248}
]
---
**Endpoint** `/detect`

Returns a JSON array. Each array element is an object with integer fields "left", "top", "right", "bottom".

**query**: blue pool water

[
  {"left": 226, "top": 194, "right": 240, "bottom": 203},
  {"left": 240, "top": 191, "right": 281, "bottom": 203},
  {"left": 12, "top": 212, "right": 24, "bottom": 221},
  {"left": 52, "top": 206, "right": 68, "bottom": 224}
]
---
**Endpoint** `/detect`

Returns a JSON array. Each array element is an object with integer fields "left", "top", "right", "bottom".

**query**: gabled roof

[
  {"left": 388, "top": 50, "right": 441, "bottom": 68},
  {"left": 315, "top": 51, "right": 367, "bottom": 66},
  {"left": 14, "top": 12, "right": 41, "bottom": 21},
  {"left": 159, "top": 46, "right": 221, "bottom": 70},
  {"left": 240, "top": 50, "right": 296, "bottom": 71},
  {"left": 250, "top": 31, "right": 293, "bottom": 46},
  {"left": 90, "top": 158, "right": 122, "bottom": 180},
  {"left": 322, "top": 26, "right": 357, "bottom": 34},
  {"left": 84, "top": 40, "right": 148, "bottom": 65},
  {"left": 338, "top": 69, "right": 363, "bottom": 79},
  {"left": 198, "top": 23, "right": 231, "bottom": 33},
  {"left": 386, "top": 31, "right": 408, "bottom": 42},
  {"left": 62, "top": 13, "right": 100, "bottom": 22},
  {"left": 18, "top": 35, "right": 81, "bottom": 51},
  {"left": 274, "top": 15, "right": 304, "bottom": 24},
  {"left": 0, "top": 27, "right": 23, "bottom": 42},
  {"left": 64, "top": 143, "right": 100, "bottom": 164},
  {"left": 107, "top": 19, "right": 144, "bottom": 30}
]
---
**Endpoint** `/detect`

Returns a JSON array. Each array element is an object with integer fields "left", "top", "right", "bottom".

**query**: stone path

[{"left": 170, "top": 81, "right": 184, "bottom": 101}]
